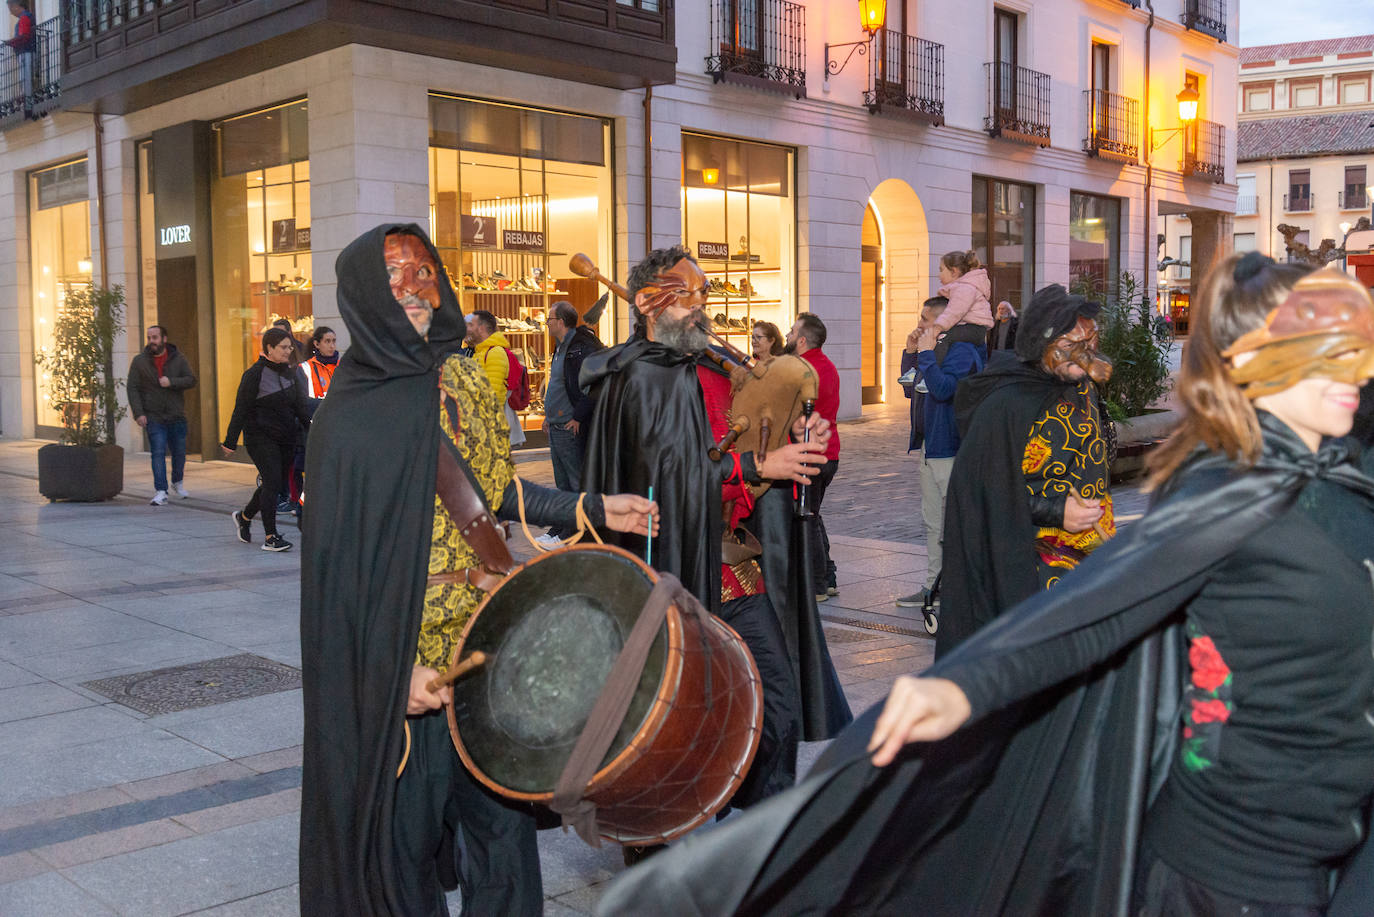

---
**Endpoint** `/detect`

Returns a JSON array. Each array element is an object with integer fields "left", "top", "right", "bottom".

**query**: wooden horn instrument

[{"left": 568, "top": 253, "right": 756, "bottom": 372}]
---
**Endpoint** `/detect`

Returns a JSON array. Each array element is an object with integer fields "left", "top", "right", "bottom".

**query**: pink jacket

[{"left": 935, "top": 267, "right": 995, "bottom": 330}]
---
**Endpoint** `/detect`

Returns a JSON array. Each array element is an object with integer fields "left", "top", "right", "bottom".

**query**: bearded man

[
  {"left": 299, "top": 224, "right": 656, "bottom": 917},
  {"left": 580, "top": 246, "right": 851, "bottom": 828},
  {"left": 935, "top": 283, "right": 1114, "bottom": 653}
]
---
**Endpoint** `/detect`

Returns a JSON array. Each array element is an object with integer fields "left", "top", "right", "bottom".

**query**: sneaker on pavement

[
  {"left": 895, "top": 589, "right": 931, "bottom": 607},
  {"left": 276, "top": 500, "right": 294, "bottom": 514},
  {"left": 827, "top": 585, "right": 839, "bottom": 596},
  {"left": 150, "top": 490, "right": 168, "bottom": 506},
  {"left": 262, "top": 534, "right": 293, "bottom": 552},
  {"left": 816, "top": 593, "right": 830, "bottom": 603},
  {"left": 231, "top": 510, "right": 252, "bottom": 544},
  {"left": 173, "top": 481, "right": 190, "bottom": 499}
]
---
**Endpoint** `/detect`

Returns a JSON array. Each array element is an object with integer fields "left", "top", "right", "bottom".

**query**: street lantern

[
  {"left": 859, "top": 0, "right": 887, "bottom": 34},
  {"left": 1176, "top": 86, "right": 1199, "bottom": 123},
  {"left": 826, "top": 0, "right": 889, "bottom": 82}
]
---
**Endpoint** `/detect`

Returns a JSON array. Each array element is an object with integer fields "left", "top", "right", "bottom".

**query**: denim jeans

[{"left": 146, "top": 418, "right": 187, "bottom": 494}]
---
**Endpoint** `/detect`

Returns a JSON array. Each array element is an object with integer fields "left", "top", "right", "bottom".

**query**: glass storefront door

[
  {"left": 1069, "top": 191, "right": 1121, "bottom": 295},
  {"left": 29, "top": 159, "right": 93, "bottom": 433},
  {"left": 972, "top": 175, "right": 1035, "bottom": 311},
  {"left": 429, "top": 95, "right": 614, "bottom": 436},
  {"left": 681, "top": 133, "right": 796, "bottom": 352}
]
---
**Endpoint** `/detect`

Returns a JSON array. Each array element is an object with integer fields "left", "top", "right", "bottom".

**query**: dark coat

[
  {"left": 595, "top": 420, "right": 1374, "bottom": 917},
  {"left": 561, "top": 324, "right": 604, "bottom": 425},
  {"left": 127, "top": 344, "right": 196, "bottom": 424},
  {"left": 222, "top": 357, "right": 310, "bottom": 448}
]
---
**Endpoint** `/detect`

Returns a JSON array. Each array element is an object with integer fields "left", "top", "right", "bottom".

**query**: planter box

[
  {"left": 37, "top": 443, "right": 125, "bottom": 502},
  {"left": 1109, "top": 411, "right": 1179, "bottom": 482}
]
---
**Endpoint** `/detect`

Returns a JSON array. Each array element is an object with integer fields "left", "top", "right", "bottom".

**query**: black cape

[
  {"left": 596, "top": 417, "right": 1374, "bottom": 916},
  {"left": 938, "top": 350, "right": 1087, "bottom": 653},
  {"left": 298, "top": 224, "right": 466, "bottom": 915},
  {"left": 580, "top": 340, "right": 850, "bottom": 741}
]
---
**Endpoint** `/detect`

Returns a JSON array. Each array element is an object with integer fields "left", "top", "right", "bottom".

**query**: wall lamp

[
  {"left": 824, "top": 0, "right": 887, "bottom": 82},
  {"left": 1151, "top": 87, "right": 1200, "bottom": 150}
]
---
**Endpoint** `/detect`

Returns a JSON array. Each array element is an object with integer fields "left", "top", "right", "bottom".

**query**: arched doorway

[
  {"left": 860, "top": 204, "right": 883, "bottom": 404},
  {"left": 866, "top": 179, "right": 930, "bottom": 406}
]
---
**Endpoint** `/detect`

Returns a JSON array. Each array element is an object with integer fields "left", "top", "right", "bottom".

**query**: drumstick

[
  {"left": 426, "top": 651, "right": 488, "bottom": 693},
  {"left": 646, "top": 486, "right": 655, "bottom": 566},
  {"left": 1069, "top": 487, "right": 1111, "bottom": 542}
]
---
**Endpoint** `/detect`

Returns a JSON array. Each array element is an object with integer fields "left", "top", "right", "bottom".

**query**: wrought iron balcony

[
  {"left": 707, "top": 0, "right": 806, "bottom": 99},
  {"left": 1082, "top": 89, "right": 1138, "bottom": 163},
  {"left": 984, "top": 62, "right": 1050, "bottom": 147},
  {"left": 1339, "top": 189, "right": 1369, "bottom": 209},
  {"left": 864, "top": 30, "right": 943, "bottom": 125},
  {"left": 0, "top": 16, "right": 61, "bottom": 128},
  {"left": 61, "top": 0, "right": 675, "bottom": 113},
  {"left": 1283, "top": 192, "right": 1313, "bottom": 212},
  {"left": 1181, "top": 0, "right": 1226, "bottom": 41},
  {"left": 1182, "top": 119, "right": 1225, "bottom": 183},
  {"left": 1236, "top": 194, "right": 1257, "bottom": 215}
]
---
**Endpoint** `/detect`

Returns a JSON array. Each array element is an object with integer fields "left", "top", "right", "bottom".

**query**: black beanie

[{"left": 1014, "top": 284, "right": 1102, "bottom": 363}]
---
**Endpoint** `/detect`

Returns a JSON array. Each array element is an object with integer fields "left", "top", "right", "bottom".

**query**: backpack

[{"left": 502, "top": 347, "right": 532, "bottom": 411}]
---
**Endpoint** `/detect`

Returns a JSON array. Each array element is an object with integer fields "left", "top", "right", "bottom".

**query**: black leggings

[{"left": 244, "top": 437, "right": 294, "bottom": 536}]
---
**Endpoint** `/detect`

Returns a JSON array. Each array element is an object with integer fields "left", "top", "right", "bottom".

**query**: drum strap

[
  {"left": 435, "top": 433, "right": 515, "bottom": 579},
  {"left": 551, "top": 572, "right": 710, "bottom": 846}
]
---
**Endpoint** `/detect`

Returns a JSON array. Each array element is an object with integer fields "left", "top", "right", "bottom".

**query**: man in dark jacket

[
  {"left": 128, "top": 324, "right": 196, "bottom": 505},
  {"left": 895, "top": 297, "right": 985, "bottom": 610},
  {"left": 539, "top": 300, "right": 603, "bottom": 543}
]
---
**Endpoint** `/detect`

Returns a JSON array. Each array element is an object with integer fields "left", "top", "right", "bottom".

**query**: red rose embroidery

[
  {"left": 1190, "top": 698, "right": 1232, "bottom": 724},
  {"left": 1189, "top": 635, "right": 1231, "bottom": 692}
]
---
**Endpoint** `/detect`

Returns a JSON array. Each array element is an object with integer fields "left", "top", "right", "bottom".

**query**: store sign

[
  {"left": 461, "top": 215, "right": 495, "bottom": 247},
  {"left": 503, "top": 229, "right": 545, "bottom": 251},
  {"left": 295, "top": 227, "right": 311, "bottom": 250},
  {"left": 272, "top": 219, "right": 298, "bottom": 252},
  {"left": 697, "top": 241, "right": 729, "bottom": 260},
  {"left": 159, "top": 225, "right": 192, "bottom": 247}
]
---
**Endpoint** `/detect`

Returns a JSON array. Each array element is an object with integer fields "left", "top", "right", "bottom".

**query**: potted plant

[{"left": 34, "top": 284, "right": 128, "bottom": 501}]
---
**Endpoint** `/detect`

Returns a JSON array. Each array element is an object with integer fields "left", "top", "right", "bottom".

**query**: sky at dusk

[{"left": 1239, "top": 0, "right": 1374, "bottom": 48}]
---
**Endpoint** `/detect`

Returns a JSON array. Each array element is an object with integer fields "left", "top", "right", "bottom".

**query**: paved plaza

[{"left": 0, "top": 401, "right": 1149, "bottom": 915}]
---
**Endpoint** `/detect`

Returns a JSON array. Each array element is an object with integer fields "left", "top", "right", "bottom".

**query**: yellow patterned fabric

[
  {"left": 1022, "top": 381, "right": 1114, "bottom": 588},
  {"left": 413, "top": 356, "right": 516, "bottom": 670}
]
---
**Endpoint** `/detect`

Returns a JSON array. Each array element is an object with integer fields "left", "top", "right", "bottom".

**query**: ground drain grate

[
  {"left": 821, "top": 615, "right": 930, "bottom": 639},
  {"left": 82, "top": 654, "right": 301, "bottom": 716},
  {"left": 821, "top": 627, "right": 883, "bottom": 644}
]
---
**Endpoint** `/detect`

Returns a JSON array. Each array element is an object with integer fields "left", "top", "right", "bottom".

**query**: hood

[
  {"left": 579, "top": 337, "right": 695, "bottom": 390},
  {"left": 332, "top": 223, "right": 463, "bottom": 382},
  {"left": 476, "top": 331, "right": 511, "bottom": 353},
  {"left": 950, "top": 268, "right": 991, "bottom": 299},
  {"left": 954, "top": 349, "right": 1067, "bottom": 432},
  {"left": 144, "top": 342, "right": 180, "bottom": 359}
]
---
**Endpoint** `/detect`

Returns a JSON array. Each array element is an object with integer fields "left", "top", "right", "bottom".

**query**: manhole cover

[
  {"left": 82, "top": 654, "right": 301, "bottom": 716},
  {"left": 822, "top": 627, "right": 883, "bottom": 645}
]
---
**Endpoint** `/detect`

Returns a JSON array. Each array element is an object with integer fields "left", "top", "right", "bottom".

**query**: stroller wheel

[{"left": 923, "top": 610, "right": 939, "bottom": 635}]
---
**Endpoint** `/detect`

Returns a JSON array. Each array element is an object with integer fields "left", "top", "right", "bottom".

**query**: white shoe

[
  {"left": 150, "top": 491, "right": 168, "bottom": 506},
  {"left": 535, "top": 533, "right": 562, "bottom": 547},
  {"left": 173, "top": 482, "right": 190, "bottom": 499}
]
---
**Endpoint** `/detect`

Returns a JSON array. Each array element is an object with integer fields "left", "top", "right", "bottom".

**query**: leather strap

[
  {"left": 550, "top": 572, "right": 710, "bottom": 846},
  {"left": 426, "top": 567, "right": 506, "bottom": 593},
  {"left": 435, "top": 434, "right": 515, "bottom": 580}
]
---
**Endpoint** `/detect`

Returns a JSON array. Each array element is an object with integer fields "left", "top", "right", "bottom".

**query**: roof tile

[
  {"left": 1239, "top": 35, "right": 1374, "bottom": 65},
  {"left": 1237, "top": 111, "right": 1374, "bottom": 160}
]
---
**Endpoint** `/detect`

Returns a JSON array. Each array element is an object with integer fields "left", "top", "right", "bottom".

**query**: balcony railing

[
  {"left": 1181, "top": 0, "right": 1226, "bottom": 41},
  {"left": 1182, "top": 119, "right": 1225, "bottom": 183},
  {"left": 864, "top": 30, "right": 943, "bottom": 125},
  {"left": 1082, "top": 89, "right": 1138, "bottom": 163},
  {"left": 984, "top": 61, "right": 1050, "bottom": 147},
  {"left": 1, "top": 16, "right": 62, "bottom": 127},
  {"left": 1339, "top": 189, "right": 1370, "bottom": 209},
  {"left": 1283, "top": 193, "right": 1313, "bottom": 212},
  {"left": 707, "top": 0, "right": 806, "bottom": 99},
  {"left": 1236, "top": 194, "right": 1257, "bottom": 215}
]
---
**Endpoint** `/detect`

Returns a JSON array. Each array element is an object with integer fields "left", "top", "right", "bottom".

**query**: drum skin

[{"left": 445, "top": 544, "right": 763, "bottom": 845}]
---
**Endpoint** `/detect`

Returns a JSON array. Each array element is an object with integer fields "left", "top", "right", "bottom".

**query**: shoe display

[
  {"left": 722, "top": 280, "right": 741, "bottom": 296},
  {"left": 895, "top": 589, "right": 930, "bottom": 608},
  {"left": 709, "top": 278, "right": 726, "bottom": 294},
  {"left": 232, "top": 510, "right": 252, "bottom": 544},
  {"left": 262, "top": 534, "right": 293, "bottom": 553},
  {"left": 174, "top": 482, "right": 190, "bottom": 499},
  {"left": 150, "top": 490, "right": 168, "bottom": 506}
]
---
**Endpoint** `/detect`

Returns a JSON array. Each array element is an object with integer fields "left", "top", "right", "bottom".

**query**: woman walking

[
  {"left": 599, "top": 254, "right": 1374, "bottom": 916},
  {"left": 222, "top": 328, "right": 312, "bottom": 552}
]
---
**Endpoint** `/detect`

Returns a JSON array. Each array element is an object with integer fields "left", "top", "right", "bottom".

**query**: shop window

[
  {"left": 29, "top": 158, "right": 93, "bottom": 433},
  {"left": 136, "top": 140, "right": 157, "bottom": 330},
  {"left": 429, "top": 95, "right": 614, "bottom": 438},
  {"left": 1069, "top": 192, "right": 1120, "bottom": 295},
  {"left": 681, "top": 132, "right": 797, "bottom": 352},
  {"left": 972, "top": 175, "right": 1035, "bottom": 311},
  {"left": 210, "top": 100, "right": 311, "bottom": 438}
]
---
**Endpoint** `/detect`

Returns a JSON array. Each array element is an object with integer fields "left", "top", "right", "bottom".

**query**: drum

[{"left": 445, "top": 543, "right": 763, "bottom": 845}]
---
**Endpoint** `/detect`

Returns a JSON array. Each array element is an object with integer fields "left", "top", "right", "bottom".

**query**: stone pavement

[{"left": 0, "top": 401, "right": 1148, "bottom": 915}]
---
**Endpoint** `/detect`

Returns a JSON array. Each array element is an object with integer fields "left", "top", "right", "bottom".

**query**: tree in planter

[
  {"left": 1072, "top": 272, "right": 1174, "bottom": 422},
  {"left": 33, "top": 285, "right": 129, "bottom": 501},
  {"left": 35, "top": 284, "right": 127, "bottom": 444}
]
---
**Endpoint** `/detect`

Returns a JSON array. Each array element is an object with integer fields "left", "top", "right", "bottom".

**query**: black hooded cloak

[
  {"left": 298, "top": 224, "right": 466, "bottom": 915},
  {"left": 580, "top": 341, "right": 850, "bottom": 741},
  {"left": 595, "top": 420, "right": 1374, "bottom": 916}
]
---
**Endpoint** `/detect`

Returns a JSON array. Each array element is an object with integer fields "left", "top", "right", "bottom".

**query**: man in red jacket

[
  {"left": 5, "top": 0, "right": 36, "bottom": 120},
  {"left": 786, "top": 313, "right": 841, "bottom": 601}
]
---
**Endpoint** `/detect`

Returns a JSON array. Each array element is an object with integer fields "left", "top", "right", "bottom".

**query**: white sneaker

[
  {"left": 535, "top": 533, "right": 562, "bottom": 547},
  {"left": 173, "top": 482, "right": 190, "bottom": 499},
  {"left": 150, "top": 491, "right": 168, "bottom": 506}
]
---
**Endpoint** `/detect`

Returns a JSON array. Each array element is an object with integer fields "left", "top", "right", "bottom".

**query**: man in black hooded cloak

[
  {"left": 299, "top": 224, "right": 656, "bottom": 917},
  {"left": 580, "top": 246, "right": 852, "bottom": 818}
]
